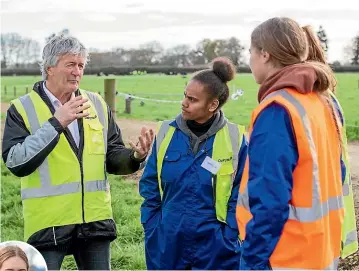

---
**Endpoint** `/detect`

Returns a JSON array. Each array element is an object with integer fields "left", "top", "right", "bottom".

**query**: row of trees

[
  {"left": 1, "top": 27, "right": 359, "bottom": 69},
  {"left": 88, "top": 37, "right": 245, "bottom": 68}
]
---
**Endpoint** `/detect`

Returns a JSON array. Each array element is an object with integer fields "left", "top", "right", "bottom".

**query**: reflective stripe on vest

[
  {"left": 329, "top": 92, "right": 359, "bottom": 258},
  {"left": 237, "top": 89, "right": 344, "bottom": 222},
  {"left": 18, "top": 91, "right": 108, "bottom": 200},
  {"left": 155, "top": 120, "right": 244, "bottom": 222},
  {"left": 273, "top": 257, "right": 339, "bottom": 270}
]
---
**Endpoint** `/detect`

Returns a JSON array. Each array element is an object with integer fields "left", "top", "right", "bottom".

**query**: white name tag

[{"left": 201, "top": 156, "right": 221, "bottom": 175}]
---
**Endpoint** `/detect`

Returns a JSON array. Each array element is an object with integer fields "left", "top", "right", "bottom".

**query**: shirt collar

[{"left": 43, "top": 81, "right": 74, "bottom": 106}]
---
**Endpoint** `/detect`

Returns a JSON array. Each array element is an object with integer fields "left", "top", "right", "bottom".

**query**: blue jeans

[{"left": 37, "top": 239, "right": 111, "bottom": 270}]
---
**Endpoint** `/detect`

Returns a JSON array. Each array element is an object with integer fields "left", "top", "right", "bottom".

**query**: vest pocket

[
  {"left": 218, "top": 162, "right": 234, "bottom": 176},
  {"left": 161, "top": 151, "right": 181, "bottom": 183},
  {"left": 87, "top": 121, "right": 105, "bottom": 154}
]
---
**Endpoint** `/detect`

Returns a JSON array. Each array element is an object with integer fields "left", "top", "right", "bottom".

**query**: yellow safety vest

[
  {"left": 330, "top": 92, "right": 359, "bottom": 258},
  {"left": 11, "top": 89, "right": 113, "bottom": 241},
  {"left": 155, "top": 120, "right": 245, "bottom": 223}
]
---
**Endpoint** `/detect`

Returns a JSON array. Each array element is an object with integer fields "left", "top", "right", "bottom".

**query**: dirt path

[
  {"left": 115, "top": 118, "right": 157, "bottom": 144},
  {"left": 1, "top": 102, "right": 9, "bottom": 113},
  {"left": 349, "top": 142, "right": 359, "bottom": 180}
]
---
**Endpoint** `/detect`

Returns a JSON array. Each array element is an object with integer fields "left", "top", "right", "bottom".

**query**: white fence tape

[
  {"left": 114, "top": 91, "right": 359, "bottom": 129},
  {"left": 117, "top": 91, "right": 182, "bottom": 103},
  {"left": 116, "top": 88, "right": 245, "bottom": 103}
]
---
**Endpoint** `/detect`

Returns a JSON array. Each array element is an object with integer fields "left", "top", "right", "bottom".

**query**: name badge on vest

[{"left": 201, "top": 156, "right": 221, "bottom": 175}]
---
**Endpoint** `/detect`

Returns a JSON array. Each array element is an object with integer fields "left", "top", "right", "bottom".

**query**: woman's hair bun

[{"left": 211, "top": 56, "right": 236, "bottom": 83}]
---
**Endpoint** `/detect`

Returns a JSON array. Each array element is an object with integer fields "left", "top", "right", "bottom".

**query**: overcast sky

[{"left": 1, "top": 0, "right": 358, "bottom": 63}]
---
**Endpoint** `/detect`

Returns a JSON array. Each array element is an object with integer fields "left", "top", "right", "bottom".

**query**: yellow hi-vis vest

[
  {"left": 11, "top": 89, "right": 113, "bottom": 241},
  {"left": 155, "top": 120, "right": 245, "bottom": 223},
  {"left": 330, "top": 92, "right": 359, "bottom": 258}
]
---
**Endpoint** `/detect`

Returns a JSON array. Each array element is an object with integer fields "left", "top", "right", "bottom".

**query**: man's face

[{"left": 47, "top": 53, "right": 85, "bottom": 94}]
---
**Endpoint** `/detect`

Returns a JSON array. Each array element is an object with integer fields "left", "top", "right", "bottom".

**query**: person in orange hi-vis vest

[{"left": 236, "top": 17, "right": 345, "bottom": 270}]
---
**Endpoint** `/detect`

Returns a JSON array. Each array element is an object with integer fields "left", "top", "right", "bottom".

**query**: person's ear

[
  {"left": 261, "top": 49, "right": 271, "bottom": 64},
  {"left": 47, "top": 66, "right": 54, "bottom": 77},
  {"left": 209, "top": 99, "right": 219, "bottom": 112}
]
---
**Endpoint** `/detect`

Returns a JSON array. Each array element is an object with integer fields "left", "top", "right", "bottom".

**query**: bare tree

[
  {"left": 1, "top": 33, "right": 23, "bottom": 67},
  {"left": 350, "top": 35, "right": 359, "bottom": 65},
  {"left": 316, "top": 25, "right": 329, "bottom": 54},
  {"left": 216, "top": 37, "right": 245, "bottom": 66},
  {"left": 138, "top": 41, "right": 164, "bottom": 65},
  {"left": 162, "top": 44, "right": 192, "bottom": 66},
  {"left": 19, "top": 38, "right": 41, "bottom": 66},
  {"left": 344, "top": 33, "right": 359, "bottom": 65}
]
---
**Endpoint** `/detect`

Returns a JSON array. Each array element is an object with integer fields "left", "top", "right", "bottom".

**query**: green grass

[
  {"left": 1, "top": 73, "right": 359, "bottom": 139},
  {"left": 0, "top": 162, "right": 146, "bottom": 270}
]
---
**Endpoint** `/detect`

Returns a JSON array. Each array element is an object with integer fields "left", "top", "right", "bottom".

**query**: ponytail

[
  {"left": 302, "top": 25, "right": 337, "bottom": 93},
  {"left": 302, "top": 25, "right": 327, "bottom": 64},
  {"left": 302, "top": 25, "right": 342, "bottom": 150}
]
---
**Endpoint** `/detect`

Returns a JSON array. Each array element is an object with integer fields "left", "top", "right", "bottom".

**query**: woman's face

[
  {"left": 0, "top": 256, "right": 27, "bottom": 271},
  {"left": 181, "top": 80, "right": 218, "bottom": 123},
  {"left": 249, "top": 44, "right": 272, "bottom": 85}
]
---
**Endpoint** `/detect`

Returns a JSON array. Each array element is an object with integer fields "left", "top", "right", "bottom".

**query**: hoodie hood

[
  {"left": 175, "top": 110, "right": 227, "bottom": 155},
  {"left": 257, "top": 63, "right": 318, "bottom": 103}
]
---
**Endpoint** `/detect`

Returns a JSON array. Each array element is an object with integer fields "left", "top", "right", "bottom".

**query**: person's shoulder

[
  {"left": 253, "top": 102, "right": 293, "bottom": 136},
  {"left": 158, "top": 119, "right": 175, "bottom": 125},
  {"left": 226, "top": 121, "right": 246, "bottom": 129},
  {"left": 258, "top": 101, "right": 290, "bottom": 118},
  {"left": 156, "top": 119, "right": 176, "bottom": 131}
]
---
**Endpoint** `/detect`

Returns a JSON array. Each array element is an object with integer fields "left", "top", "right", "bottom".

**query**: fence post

[
  {"left": 4, "top": 86, "right": 7, "bottom": 96},
  {"left": 104, "top": 79, "right": 116, "bottom": 119},
  {"left": 14, "top": 86, "right": 16, "bottom": 97},
  {"left": 26, "top": 87, "right": 29, "bottom": 94},
  {"left": 125, "top": 97, "right": 132, "bottom": 114}
]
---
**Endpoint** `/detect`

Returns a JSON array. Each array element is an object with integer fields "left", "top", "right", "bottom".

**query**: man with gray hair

[{"left": 2, "top": 34, "right": 154, "bottom": 270}]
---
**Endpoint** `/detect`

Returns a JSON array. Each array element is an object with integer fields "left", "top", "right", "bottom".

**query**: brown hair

[
  {"left": 302, "top": 25, "right": 342, "bottom": 147},
  {"left": 0, "top": 246, "right": 29, "bottom": 270},
  {"left": 251, "top": 17, "right": 336, "bottom": 93},
  {"left": 302, "top": 25, "right": 327, "bottom": 64},
  {"left": 191, "top": 56, "right": 236, "bottom": 109},
  {"left": 251, "top": 17, "right": 342, "bottom": 148},
  {"left": 302, "top": 25, "right": 337, "bottom": 92}
]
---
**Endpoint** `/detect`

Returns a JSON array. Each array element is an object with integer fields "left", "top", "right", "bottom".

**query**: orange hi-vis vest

[{"left": 236, "top": 88, "right": 344, "bottom": 270}]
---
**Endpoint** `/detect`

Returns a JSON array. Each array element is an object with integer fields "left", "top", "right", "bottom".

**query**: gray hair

[{"left": 40, "top": 35, "right": 89, "bottom": 80}]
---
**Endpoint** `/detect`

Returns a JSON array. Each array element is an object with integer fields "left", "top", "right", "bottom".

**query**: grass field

[
  {"left": 1, "top": 73, "right": 359, "bottom": 139},
  {"left": 1, "top": 73, "right": 359, "bottom": 270}
]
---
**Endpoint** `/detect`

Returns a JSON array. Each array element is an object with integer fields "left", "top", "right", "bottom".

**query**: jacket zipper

[
  {"left": 212, "top": 174, "right": 217, "bottom": 207},
  {"left": 39, "top": 86, "right": 86, "bottom": 223},
  {"left": 52, "top": 227, "right": 57, "bottom": 245}
]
